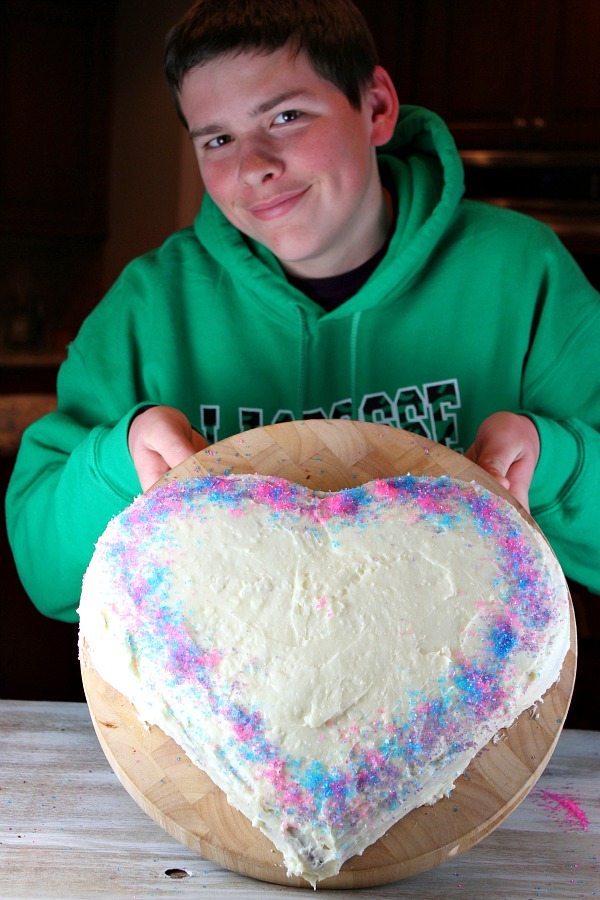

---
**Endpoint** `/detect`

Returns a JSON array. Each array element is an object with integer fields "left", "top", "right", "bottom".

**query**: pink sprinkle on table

[{"left": 534, "top": 789, "right": 589, "bottom": 832}]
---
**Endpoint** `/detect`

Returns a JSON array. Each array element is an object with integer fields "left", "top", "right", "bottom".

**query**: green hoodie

[{"left": 6, "top": 107, "right": 600, "bottom": 620}]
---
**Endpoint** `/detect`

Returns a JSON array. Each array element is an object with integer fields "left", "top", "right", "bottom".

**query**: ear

[{"left": 364, "top": 66, "right": 399, "bottom": 147}]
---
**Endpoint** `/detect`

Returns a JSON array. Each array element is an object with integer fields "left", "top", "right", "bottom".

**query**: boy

[{"left": 6, "top": 0, "right": 600, "bottom": 622}]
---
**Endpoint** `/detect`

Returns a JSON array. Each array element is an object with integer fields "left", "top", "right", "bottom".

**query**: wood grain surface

[
  {"left": 82, "top": 420, "right": 576, "bottom": 890},
  {"left": 4, "top": 701, "right": 597, "bottom": 900}
]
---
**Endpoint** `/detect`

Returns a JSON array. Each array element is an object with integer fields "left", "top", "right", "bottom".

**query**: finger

[
  {"left": 476, "top": 454, "right": 509, "bottom": 481},
  {"left": 138, "top": 450, "right": 172, "bottom": 493},
  {"left": 503, "top": 458, "right": 534, "bottom": 512},
  {"left": 464, "top": 442, "right": 510, "bottom": 488},
  {"left": 464, "top": 443, "right": 477, "bottom": 463},
  {"left": 140, "top": 436, "right": 198, "bottom": 492},
  {"left": 470, "top": 446, "right": 510, "bottom": 482},
  {"left": 191, "top": 429, "right": 210, "bottom": 453},
  {"left": 156, "top": 434, "right": 199, "bottom": 470}
]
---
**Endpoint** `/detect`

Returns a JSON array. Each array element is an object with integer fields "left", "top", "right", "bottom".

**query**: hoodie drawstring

[
  {"left": 295, "top": 306, "right": 308, "bottom": 417},
  {"left": 295, "top": 306, "right": 362, "bottom": 420},
  {"left": 350, "top": 311, "right": 362, "bottom": 419}
]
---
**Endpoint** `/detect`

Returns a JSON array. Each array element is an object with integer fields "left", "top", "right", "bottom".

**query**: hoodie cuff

[
  {"left": 525, "top": 413, "right": 582, "bottom": 514},
  {"left": 88, "top": 402, "right": 155, "bottom": 501}
]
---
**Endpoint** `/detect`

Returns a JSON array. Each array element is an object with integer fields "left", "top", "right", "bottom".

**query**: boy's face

[{"left": 180, "top": 46, "right": 397, "bottom": 279}]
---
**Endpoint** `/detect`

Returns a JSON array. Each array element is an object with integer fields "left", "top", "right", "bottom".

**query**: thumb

[
  {"left": 191, "top": 428, "right": 210, "bottom": 453},
  {"left": 475, "top": 453, "right": 510, "bottom": 487},
  {"left": 159, "top": 431, "right": 213, "bottom": 473},
  {"left": 465, "top": 441, "right": 510, "bottom": 490}
]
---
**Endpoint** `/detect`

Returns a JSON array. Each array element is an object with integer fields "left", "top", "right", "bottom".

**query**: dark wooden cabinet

[
  {"left": 0, "top": 0, "right": 116, "bottom": 237},
  {"left": 1, "top": 1, "right": 117, "bottom": 358},
  {"left": 0, "top": 2, "right": 115, "bottom": 701},
  {"left": 356, "top": 0, "right": 600, "bottom": 151},
  {"left": 355, "top": 0, "right": 600, "bottom": 264}
]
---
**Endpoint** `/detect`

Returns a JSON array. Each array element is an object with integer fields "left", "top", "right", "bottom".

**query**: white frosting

[{"left": 79, "top": 474, "right": 570, "bottom": 886}]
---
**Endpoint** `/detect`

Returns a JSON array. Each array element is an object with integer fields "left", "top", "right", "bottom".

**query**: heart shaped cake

[{"left": 79, "top": 473, "right": 569, "bottom": 886}]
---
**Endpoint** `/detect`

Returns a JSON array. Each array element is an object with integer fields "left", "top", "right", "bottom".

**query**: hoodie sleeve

[
  {"left": 5, "top": 276, "right": 152, "bottom": 623},
  {"left": 522, "top": 230, "right": 600, "bottom": 592}
]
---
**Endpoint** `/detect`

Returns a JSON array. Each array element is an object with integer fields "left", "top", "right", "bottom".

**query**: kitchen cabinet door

[
  {"left": 0, "top": 0, "right": 116, "bottom": 236},
  {"left": 356, "top": 0, "right": 600, "bottom": 151}
]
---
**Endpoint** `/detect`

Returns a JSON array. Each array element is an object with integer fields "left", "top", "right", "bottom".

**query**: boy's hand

[
  {"left": 128, "top": 405, "right": 209, "bottom": 492},
  {"left": 465, "top": 412, "right": 540, "bottom": 511}
]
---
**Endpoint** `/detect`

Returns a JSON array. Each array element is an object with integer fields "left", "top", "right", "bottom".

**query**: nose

[{"left": 238, "top": 138, "right": 283, "bottom": 185}]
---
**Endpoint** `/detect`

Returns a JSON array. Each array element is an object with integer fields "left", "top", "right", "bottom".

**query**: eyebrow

[
  {"left": 189, "top": 89, "right": 309, "bottom": 141},
  {"left": 252, "top": 89, "right": 306, "bottom": 116}
]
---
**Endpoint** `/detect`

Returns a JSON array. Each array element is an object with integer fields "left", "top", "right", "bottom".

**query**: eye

[
  {"left": 272, "top": 109, "right": 303, "bottom": 126},
  {"left": 205, "top": 134, "right": 232, "bottom": 150}
]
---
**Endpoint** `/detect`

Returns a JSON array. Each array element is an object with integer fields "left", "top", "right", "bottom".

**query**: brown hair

[{"left": 164, "top": 0, "right": 378, "bottom": 126}]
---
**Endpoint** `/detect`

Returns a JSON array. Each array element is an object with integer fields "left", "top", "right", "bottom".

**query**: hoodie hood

[
  {"left": 194, "top": 106, "right": 465, "bottom": 321},
  {"left": 375, "top": 105, "right": 465, "bottom": 301}
]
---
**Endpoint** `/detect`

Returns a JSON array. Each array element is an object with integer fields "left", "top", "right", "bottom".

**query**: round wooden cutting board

[{"left": 82, "top": 419, "right": 576, "bottom": 890}]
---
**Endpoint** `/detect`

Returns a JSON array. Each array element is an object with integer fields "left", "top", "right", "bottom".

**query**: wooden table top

[{"left": 0, "top": 700, "right": 598, "bottom": 899}]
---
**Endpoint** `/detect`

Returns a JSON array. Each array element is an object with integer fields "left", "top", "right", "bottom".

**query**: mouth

[{"left": 249, "top": 187, "right": 309, "bottom": 222}]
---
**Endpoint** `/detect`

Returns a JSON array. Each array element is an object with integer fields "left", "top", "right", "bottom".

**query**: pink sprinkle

[{"left": 534, "top": 790, "right": 589, "bottom": 832}]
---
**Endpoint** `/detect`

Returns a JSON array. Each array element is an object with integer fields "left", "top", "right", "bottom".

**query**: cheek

[
  {"left": 324, "top": 149, "right": 374, "bottom": 200},
  {"left": 307, "top": 123, "right": 373, "bottom": 186},
  {"left": 296, "top": 142, "right": 361, "bottom": 191},
  {"left": 196, "top": 157, "right": 235, "bottom": 206}
]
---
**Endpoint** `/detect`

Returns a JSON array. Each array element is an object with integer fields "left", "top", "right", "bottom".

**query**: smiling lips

[{"left": 249, "top": 186, "right": 310, "bottom": 221}]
